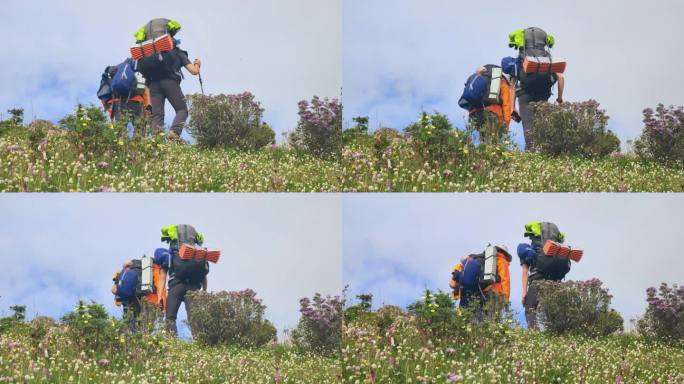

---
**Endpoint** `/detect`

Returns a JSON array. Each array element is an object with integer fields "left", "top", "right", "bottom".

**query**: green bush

[
  {"left": 637, "top": 283, "right": 684, "bottom": 342},
  {"left": 187, "top": 92, "right": 274, "bottom": 150},
  {"left": 634, "top": 104, "right": 684, "bottom": 165},
  {"left": 288, "top": 96, "right": 342, "bottom": 160},
  {"left": 60, "top": 300, "right": 126, "bottom": 354},
  {"left": 530, "top": 100, "right": 620, "bottom": 157},
  {"left": 0, "top": 305, "right": 27, "bottom": 334},
  {"left": 59, "top": 104, "right": 128, "bottom": 158},
  {"left": 536, "top": 279, "right": 623, "bottom": 337},
  {"left": 342, "top": 116, "right": 372, "bottom": 146},
  {"left": 185, "top": 289, "right": 276, "bottom": 347},
  {"left": 404, "top": 112, "right": 474, "bottom": 162}
]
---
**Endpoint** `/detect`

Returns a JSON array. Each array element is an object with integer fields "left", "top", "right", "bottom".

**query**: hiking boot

[{"left": 166, "top": 131, "right": 185, "bottom": 144}]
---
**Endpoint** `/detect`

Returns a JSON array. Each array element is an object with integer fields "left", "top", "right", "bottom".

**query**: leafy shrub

[
  {"left": 407, "top": 289, "right": 473, "bottom": 343},
  {"left": 536, "top": 279, "right": 623, "bottom": 337},
  {"left": 61, "top": 300, "right": 125, "bottom": 354},
  {"left": 342, "top": 116, "right": 371, "bottom": 146},
  {"left": 59, "top": 104, "right": 128, "bottom": 158},
  {"left": 637, "top": 283, "right": 684, "bottom": 342},
  {"left": 0, "top": 108, "right": 24, "bottom": 136},
  {"left": 343, "top": 293, "right": 373, "bottom": 323},
  {"left": 0, "top": 305, "right": 27, "bottom": 334},
  {"left": 187, "top": 92, "right": 274, "bottom": 150},
  {"left": 404, "top": 112, "right": 474, "bottom": 162},
  {"left": 634, "top": 104, "right": 684, "bottom": 165},
  {"left": 185, "top": 289, "right": 276, "bottom": 347},
  {"left": 291, "top": 293, "right": 344, "bottom": 356},
  {"left": 530, "top": 100, "right": 620, "bottom": 157},
  {"left": 288, "top": 96, "right": 342, "bottom": 159}
]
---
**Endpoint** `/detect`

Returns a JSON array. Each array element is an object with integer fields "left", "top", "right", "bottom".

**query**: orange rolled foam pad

[
  {"left": 523, "top": 56, "right": 566, "bottom": 74},
  {"left": 543, "top": 240, "right": 583, "bottom": 262},
  {"left": 179, "top": 243, "right": 221, "bottom": 263}
]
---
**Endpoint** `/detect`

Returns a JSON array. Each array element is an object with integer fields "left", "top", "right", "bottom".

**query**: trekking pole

[{"left": 198, "top": 72, "right": 205, "bottom": 95}]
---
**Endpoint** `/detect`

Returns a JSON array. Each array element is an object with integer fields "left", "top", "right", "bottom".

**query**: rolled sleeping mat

[
  {"left": 179, "top": 243, "right": 221, "bottom": 263},
  {"left": 522, "top": 56, "right": 566, "bottom": 74},
  {"left": 130, "top": 34, "right": 175, "bottom": 60},
  {"left": 543, "top": 240, "right": 583, "bottom": 262}
]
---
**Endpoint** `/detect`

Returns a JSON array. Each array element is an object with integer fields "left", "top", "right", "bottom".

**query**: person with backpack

[
  {"left": 458, "top": 65, "right": 513, "bottom": 144},
  {"left": 133, "top": 19, "right": 202, "bottom": 140},
  {"left": 449, "top": 245, "right": 511, "bottom": 320},
  {"left": 96, "top": 60, "right": 152, "bottom": 136},
  {"left": 111, "top": 256, "right": 166, "bottom": 333},
  {"left": 153, "top": 224, "right": 208, "bottom": 336},
  {"left": 503, "top": 27, "right": 566, "bottom": 150},
  {"left": 517, "top": 221, "right": 570, "bottom": 330}
]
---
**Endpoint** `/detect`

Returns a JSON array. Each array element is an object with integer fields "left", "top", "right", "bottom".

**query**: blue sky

[
  {"left": 0, "top": 194, "right": 342, "bottom": 338},
  {"left": 343, "top": 194, "right": 684, "bottom": 328},
  {"left": 343, "top": 0, "right": 684, "bottom": 148},
  {"left": 0, "top": 0, "right": 341, "bottom": 141}
]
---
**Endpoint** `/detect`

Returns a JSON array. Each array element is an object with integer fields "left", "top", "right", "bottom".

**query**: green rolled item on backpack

[
  {"left": 134, "top": 26, "right": 146, "bottom": 43},
  {"left": 508, "top": 29, "right": 555, "bottom": 49},
  {"left": 524, "top": 221, "right": 565, "bottom": 243},
  {"left": 167, "top": 19, "right": 181, "bottom": 33}
]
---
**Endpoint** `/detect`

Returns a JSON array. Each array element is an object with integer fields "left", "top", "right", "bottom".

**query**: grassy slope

[
  {"left": 0, "top": 330, "right": 340, "bottom": 383},
  {"left": 0, "top": 130, "right": 339, "bottom": 192},
  {"left": 342, "top": 144, "right": 684, "bottom": 192},
  {"left": 343, "top": 320, "right": 684, "bottom": 383}
]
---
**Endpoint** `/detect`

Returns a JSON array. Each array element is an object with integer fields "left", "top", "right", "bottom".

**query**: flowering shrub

[
  {"left": 60, "top": 104, "right": 129, "bottom": 158},
  {"left": 536, "top": 279, "right": 623, "bottom": 336},
  {"left": 187, "top": 92, "right": 274, "bottom": 150},
  {"left": 404, "top": 112, "right": 474, "bottom": 163},
  {"left": 291, "top": 293, "right": 344, "bottom": 356},
  {"left": 634, "top": 104, "right": 684, "bottom": 165},
  {"left": 289, "top": 96, "right": 342, "bottom": 159},
  {"left": 637, "top": 283, "right": 684, "bottom": 342},
  {"left": 185, "top": 289, "right": 276, "bottom": 347},
  {"left": 530, "top": 100, "right": 620, "bottom": 157}
]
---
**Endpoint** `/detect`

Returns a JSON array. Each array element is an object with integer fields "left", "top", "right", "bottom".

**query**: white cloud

[
  {"left": 343, "top": 194, "right": 684, "bottom": 326},
  {"left": 0, "top": 194, "right": 342, "bottom": 334},
  {"left": 1, "top": 0, "right": 341, "bottom": 139},
  {"left": 343, "top": 0, "right": 684, "bottom": 146}
]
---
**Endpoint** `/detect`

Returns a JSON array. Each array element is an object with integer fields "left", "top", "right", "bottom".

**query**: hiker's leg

[
  {"left": 517, "top": 93, "right": 535, "bottom": 150},
  {"left": 128, "top": 101, "right": 145, "bottom": 137},
  {"left": 161, "top": 79, "right": 189, "bottom": 137},
  {"left": 149, "top": 81, "right": 166, "bottom": 137},
  {"left": 183, "top": 285, "right": 199, "bottom": 326},
  {"left": 165, "top": 283, "right": 184, "bottom": 336},
  {"left": 469, "top": 110, "right": 485, "bottom": 143},
  {"left": 524, "top": 283, "right": 539, "bottom": 330}
]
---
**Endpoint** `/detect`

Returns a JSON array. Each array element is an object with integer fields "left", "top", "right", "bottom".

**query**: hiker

[
  {"left": 112, "top": 256, "right": 167, "bottom": 333},
  {"left": 517, "top": 222, "right": 571, "bottom": 330},
  {"left": 449, "top": 245, "right": 511, "bottom": 320},
  {"left": 154, "top": 224, "right": 208, "bottom": 336},
  {"left": 133, "top": 19, "right": 202, "bottom": 140},
  {"left": 504, "top": 27, "right": 565, "bottom": 150},
  {"left": 96, "top": 60, "right": 152, "bottom": 136},
  {"left": 458, "top": 65, "right": 513, "bottom": 144}
]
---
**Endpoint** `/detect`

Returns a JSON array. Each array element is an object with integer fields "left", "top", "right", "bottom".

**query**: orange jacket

[
  {"left": 470, "top": 76, "right": 512, "bottom": 127},
  {"left": 450, "top": 249, "right": 511, "bottom": 301}
]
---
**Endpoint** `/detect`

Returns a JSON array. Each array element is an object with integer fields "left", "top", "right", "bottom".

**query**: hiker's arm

[
  {"left": 510, "top": 78, "right": 518, "bottom": 111},
  {"left": 185, "top": 59, "right": 201, "bottom": 76},
  {"left": 202, "top": 276, "right": 208, "bottom": 291},
  {"left": 448, "top": 278, "right": 457, "bottom": 290},
  {"left": 158, "top": 269, "right": 167, "bottom": 304},
  {"left": 521, "top": 264, "right": 529, "bottom": 305},
  {"left": 556, "top": 73, "right": 565, "bottom": 103}
]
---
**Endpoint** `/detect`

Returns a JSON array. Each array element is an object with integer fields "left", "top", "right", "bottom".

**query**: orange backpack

[{"left": 450, "top": 246, "right": 512, "bottom": 301}]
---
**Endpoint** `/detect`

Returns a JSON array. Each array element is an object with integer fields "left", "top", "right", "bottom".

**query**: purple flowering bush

[
  {"left": 290, "top": 293, "right": 344, "bottom": 356},
  {"left": 637, "top": 283, "right": 684, "bottom": 342},
  {"left": 185, "top": 289, "right": 277, "bottom": 347},
  {"left": 530, "top": 100, "right": 620, "bottom": 157},
  {"left": 537, "top": 279, "right": 623, "bottom": 336},
  {"left": 288, "top": 96, "right": 342, "bottom": 159},
  {"left": 634, "top": 104, "right": 684, "bottom": 165},
  {"left": 187, "top": 92, "right": 275, "bottom": 150}
]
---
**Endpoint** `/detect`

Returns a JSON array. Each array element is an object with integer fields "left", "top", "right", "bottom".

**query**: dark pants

[
  {"left": 122, "top": 298, "right": 141, "bottom": 333},
  {"left": 470, "top": 110, "right": 506, "bottom": 145},
  {"left": 165, "top": 282, "right": 199, "bottom": 336},
  {"left": 517, "top": 93, "right": 550, "bottom": 150},
  {"left": 523, "top": 281, "right": 540, "bottom": 330},
  {"left": 149, "top": 78, "right": 188, "bottom": 136},
  {"left": 112, "top": 100, "right": 148, "bottom": 137},
  {"left": 459, "top": 289, "right": 487, "bottom": 322}
]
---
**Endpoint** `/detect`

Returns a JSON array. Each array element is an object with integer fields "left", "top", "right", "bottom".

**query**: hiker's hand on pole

[{"left": 194, "top": 59, "right": 201, "bottom": 69}]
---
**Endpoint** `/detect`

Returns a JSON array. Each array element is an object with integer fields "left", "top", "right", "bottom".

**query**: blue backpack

[
  {"left": 458, "top": 255, "right": 483, "bottom": 291},
  {"left": 501, "top": 56, "right": 522, "bottom": 78},
  {"left": 111, "top": 58, "right": 136, "bottom": 96},
  {"left": 114, "top": 262, "right": 141, "bottom": 300},
  {"left": 458, "top": 65, "right": 502, "bottom": 110}
]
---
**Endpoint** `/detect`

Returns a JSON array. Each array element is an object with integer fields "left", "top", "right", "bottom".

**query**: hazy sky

[
  {"left": 343, "top": 194, "right": 684, "bottom": 327},
  {"left": 343, "top": 0, "right": 684, "bottom": 148},
  {"left": 0, "top": 0, "right": 341, "bottom": 140},
  {"left": 0, "top": 194, "right": 342, "bottom": 337}
]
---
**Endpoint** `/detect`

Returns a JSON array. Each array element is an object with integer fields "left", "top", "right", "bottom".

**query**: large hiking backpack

[
  {"left": 457, "top": 245, "right": 512, "bottom": 299},
  {"left": 162, "top": 224, "right": 209, "bottom": 285},
  {"left": 113, "top": 256, "right": 166, "bottom": 308},
  {"left": 524, "top": 221, "right": 570, "bottom": 281},
  {"left": 134, "top": 18, "right": 181, "bottom": 43},
  {"left": 509, "top": 28, "right": 557, "bottom": 97},
  {"left": 458, "top": 65, "right": 503, "bottom": 110}
]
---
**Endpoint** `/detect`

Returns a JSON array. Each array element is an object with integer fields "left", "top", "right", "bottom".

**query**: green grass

[
  {"left": 0, "top": 129, "right": 339, "bottom": 192},
  {"left": 0, "top": 327, "right": 340, "bottom": 383},
  {"left": 342, "top": 142, "right": 684, "bottom": 192},
  {"left": 343, "top": 314, "right": 684, "bottom": 383}
]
